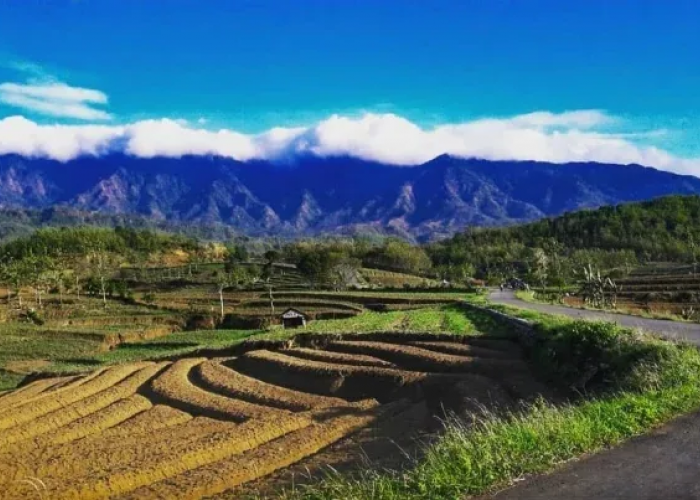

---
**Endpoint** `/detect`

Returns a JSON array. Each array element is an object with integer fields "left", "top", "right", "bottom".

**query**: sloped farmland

[{"left": 0, "top": 332, "right": 546, "bottom": 499}]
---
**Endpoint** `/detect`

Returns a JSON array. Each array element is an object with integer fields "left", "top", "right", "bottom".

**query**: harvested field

[
  {"left": 281, "top": 346, "right": 398, "bottom": 368},
  {"left": 0, "top": 332, "right": 545, "bottom": 499}
]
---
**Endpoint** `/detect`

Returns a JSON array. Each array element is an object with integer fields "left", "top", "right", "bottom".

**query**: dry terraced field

[{"left": 0, "top": 332, "right": 544, "bottom": 499}]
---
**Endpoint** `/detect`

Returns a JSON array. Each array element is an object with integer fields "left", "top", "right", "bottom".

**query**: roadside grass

[
  {"left": 468, "top": 297, "right": 565, "bottom": 328},
  {"left": 281, "top": 383, "right": 700, "bottom": 500},
  {"left": 277, "top": 311, "right": 700, "bottom": 500}
]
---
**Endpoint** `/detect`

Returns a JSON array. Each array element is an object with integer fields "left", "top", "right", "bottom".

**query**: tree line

[
  {"left": 4, "top": 195, "right": 698, "bottom": 308},
  {"left": 428, "top": 195, "right": 700, "bottom": 285}
]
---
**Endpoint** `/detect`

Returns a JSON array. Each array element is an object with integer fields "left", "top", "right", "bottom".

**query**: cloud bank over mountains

[{"left": 0, "top": 111, "right": 698, "bottom": 175}]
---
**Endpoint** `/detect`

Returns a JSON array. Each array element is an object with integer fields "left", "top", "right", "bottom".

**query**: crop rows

[
  {"left": 0, "top": 364, "right": 147, "bottom": 431},
  {"left": 196, "top": 359, "right": 349, "bottom": 411},
  {"left": 0, "top": 332, "right": 540, "bottom": 499},
  {"left": 281, "top": 346, "right": 397, "bottom": 368},
  {"left": 0, "top": 375, "right": 78, "bottom": 408},
  {"left": 0, "top": 363, "right": 165, "bottom": 451}
]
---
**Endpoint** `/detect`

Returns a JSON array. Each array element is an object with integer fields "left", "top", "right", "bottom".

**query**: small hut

[{"left": 280, "top": 308, "right": 307, "bottom": 329}]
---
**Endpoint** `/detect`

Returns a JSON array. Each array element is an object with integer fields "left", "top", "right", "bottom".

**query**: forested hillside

[
  {"left": 0, "top": 207, "right": 240, "bottom": 243},
  {"left": 429, "top": 195, "right": 700, "bottom": 283}
]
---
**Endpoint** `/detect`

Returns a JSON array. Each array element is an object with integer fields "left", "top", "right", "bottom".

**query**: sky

[{"left": 0, "top": 0, "right": 699, "bottom": 173}]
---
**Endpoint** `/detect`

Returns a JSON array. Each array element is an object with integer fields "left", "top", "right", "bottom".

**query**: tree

[
  {"left": 330, "top": 257, "right": 361, "bottom": 290},
  {"left": 261, "top": 250, "right": 280, "bottom": 282},
  {"left": 689, "top": 229, "right": 698, "bottom": 277},
  {"left": 215, "top": 271, "right": 229, "bottom": 322},
  {"left": 87, "top": 249, "right": 120, "bottom": 308},
  {"left": 297, "top": 252, "right": 329, "bottom": 287},
  {"left": 21, "top": 253, "right": 56, "bottom": 309},
  {"left": 47, "top": 264, "right": 70, "bottom": 306},
  {"left": 228, "top": 244, "right": 249, "bottom": 263},
  {"left": 578, "top": 264, "right": 619, "bottom": 309},
  {"left": 0, "top": 256, "right": 27, "bottom": 308},
  {"left": 529, "top": 248, "right": 549, "bottom": 290},
  {"left": 367, "top": 239, "right": 432, "bottom": 275},
  {"left": 214, "top": 263, "right": 258, "bottom": 322}
]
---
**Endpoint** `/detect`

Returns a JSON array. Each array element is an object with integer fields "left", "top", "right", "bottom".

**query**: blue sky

[{"left": 0, "top": 0, "right": 699, "bottom": 171}]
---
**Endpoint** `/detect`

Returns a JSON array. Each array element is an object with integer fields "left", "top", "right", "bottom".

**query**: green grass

[
  {"left": 0, "top": 324, "right": 106, "bottom": 390},
  {"left": 277, "top": 310, "right": 700, "bottom": 500},
  {"left": 303, "top": 310, "right": 405, "bottom": 333},
  {"left": 0, "top": 370, "right": 25, "bottom": 391},
  {"left": 82, "top": 329, "right": 262, "bottom": 365},
  {"left": 466, "top": 294, "right": 566, "bottom": 328},
  {"left": 301, "top": 305, "right": 477, "bottom": 335},
  {"left": 0, "top": 298, "right": 481, "bottom": 390},
  {"left": 283, "top": 382, "right": 700, "bottom": 500},
  {"left": 45, "top": 305, "right": 479, "bottom": 374}
]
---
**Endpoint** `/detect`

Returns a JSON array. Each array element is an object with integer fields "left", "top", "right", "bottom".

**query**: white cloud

[
  {"left": 124, "top": 119, "right": 256, "bottom": 159},
  {"left": 0, "top": 116, "right": 120, "bottom": 161},
  {"left": 0, "top": 110, "right": 699, "bottom": 175},
  {"left": 0, "top": 81, "right": 111, "bottom": 120},
  {"left": 509, "top": 110, "right": 614, "bottom": 129}
]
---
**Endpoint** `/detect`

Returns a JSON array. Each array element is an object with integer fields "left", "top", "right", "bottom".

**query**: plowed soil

[{"left": 0, "top": 332, "right": 546, "bottom": 499}]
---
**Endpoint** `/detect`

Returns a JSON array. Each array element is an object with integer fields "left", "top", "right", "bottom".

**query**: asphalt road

[
  {"left": 486, "top": 409, "right": 700, "bottom": 500},
  {"left": 483, "top": 289, "right": 700, "bottom": 499},
  {"left": 489, "top": 289, "right": 700, "bottom": 346}
]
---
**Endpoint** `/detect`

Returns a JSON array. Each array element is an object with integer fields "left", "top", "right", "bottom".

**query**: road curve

[
  {"left": 489, "top": 289, "right": 700, "bottom": 346},
  {"left": 484, "top": 289, "right": 700, "bottom": 500}
]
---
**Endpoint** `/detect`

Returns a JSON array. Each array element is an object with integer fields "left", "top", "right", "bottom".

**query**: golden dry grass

[
  {"left": 0, "top": 334, "right": 536, "bottom": 499},
  {"left": 197, "top": 360, "right": 349, "bottom": 411}
]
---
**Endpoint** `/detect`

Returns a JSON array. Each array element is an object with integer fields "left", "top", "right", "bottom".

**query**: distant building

[{"left": 280, "top": 308, "right": 307, "bottom": 329}]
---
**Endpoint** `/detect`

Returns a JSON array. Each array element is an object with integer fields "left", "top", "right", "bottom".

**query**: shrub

[
  {"left": 22, "top": 308, "right": 45, "bottom": 325},
  {"left": 529, "top": 320, "right": 700, "bottom": 394}
]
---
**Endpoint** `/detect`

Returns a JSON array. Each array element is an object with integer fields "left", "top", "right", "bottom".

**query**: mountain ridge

[{"left": 1, "top": 153, "right": 700, "bottom": 241}]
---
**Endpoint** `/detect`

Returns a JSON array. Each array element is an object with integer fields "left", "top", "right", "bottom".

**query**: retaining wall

[{"left": 460, "top": 301, "right": 537, "bottom": 346}]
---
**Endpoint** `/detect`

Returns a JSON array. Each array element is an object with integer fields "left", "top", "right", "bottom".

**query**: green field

[{"left": 0, "top": 288, "right": 475, "bottom": 390}]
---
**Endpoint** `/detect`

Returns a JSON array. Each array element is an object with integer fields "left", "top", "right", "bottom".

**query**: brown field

[{"left": 0, "top": 331, "right": 543, "bottom": 499}]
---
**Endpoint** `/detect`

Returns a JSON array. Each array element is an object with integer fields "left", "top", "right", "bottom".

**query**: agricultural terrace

[
  {"left": 0, "top": 309, "right": 546, "bottom": 499},
  {"left": 0, "top": 286, "right": 471, "bottom": 390},
  {"left": 0, "top": 227, "right": 472, "bottom": 390}
]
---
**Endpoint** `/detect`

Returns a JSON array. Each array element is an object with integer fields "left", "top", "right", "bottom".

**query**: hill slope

[
  {"left": 429, "top": 195, "right": 700, "bottom": 279},
  {"left": 2, "top": 153, "right": 700, "bottom": 240}
]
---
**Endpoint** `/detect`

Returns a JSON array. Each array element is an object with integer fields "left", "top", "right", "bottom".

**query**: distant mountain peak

[{"left": 0, "top": 154, "right": 699, "bottom": 241}]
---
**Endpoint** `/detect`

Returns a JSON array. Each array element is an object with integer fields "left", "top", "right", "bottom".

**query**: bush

[
  {"left": 186, "top": 314, "right": 217, "bottom": 331},
  {"left": 21, "top": 308, "right": 45, "bottom": 325},
  {"left": 529, "top": 320, "right": 700, "bottom": 394}
]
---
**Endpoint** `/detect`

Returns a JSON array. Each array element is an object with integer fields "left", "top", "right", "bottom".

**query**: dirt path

[
  {"left": 489, "top": 289, "right": 700, "bottom": 346},
  {"left": 485, "top": 408, "right": 700, "bottom": 500}
]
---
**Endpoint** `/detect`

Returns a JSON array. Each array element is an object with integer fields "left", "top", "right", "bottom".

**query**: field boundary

[{"left": 459, "top": 302, "right": 536, "bottom": 344}]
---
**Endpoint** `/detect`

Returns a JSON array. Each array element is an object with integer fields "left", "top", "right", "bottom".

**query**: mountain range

[{"left": 1, "top": 153, "right": 700, "bottom": 241}]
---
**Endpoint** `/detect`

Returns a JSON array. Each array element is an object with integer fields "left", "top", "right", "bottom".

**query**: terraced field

[{"left": 0, "top": 332, "right": 544, "bottom": 499}]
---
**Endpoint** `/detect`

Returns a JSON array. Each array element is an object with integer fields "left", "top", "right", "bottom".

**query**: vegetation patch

[{"left": 277, "top": 315, "right": 700, "bottom": 500}]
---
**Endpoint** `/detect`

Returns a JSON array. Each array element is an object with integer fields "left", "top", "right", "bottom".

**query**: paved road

[
  {"left": 489, "top": 289, "right": 700, "bottom": 346},
  {"left": 483, "top": 289, "right": 700, "bottom": 499},
  {"left": 486, "top": 409, "right": 700, "bottom": 500}
]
